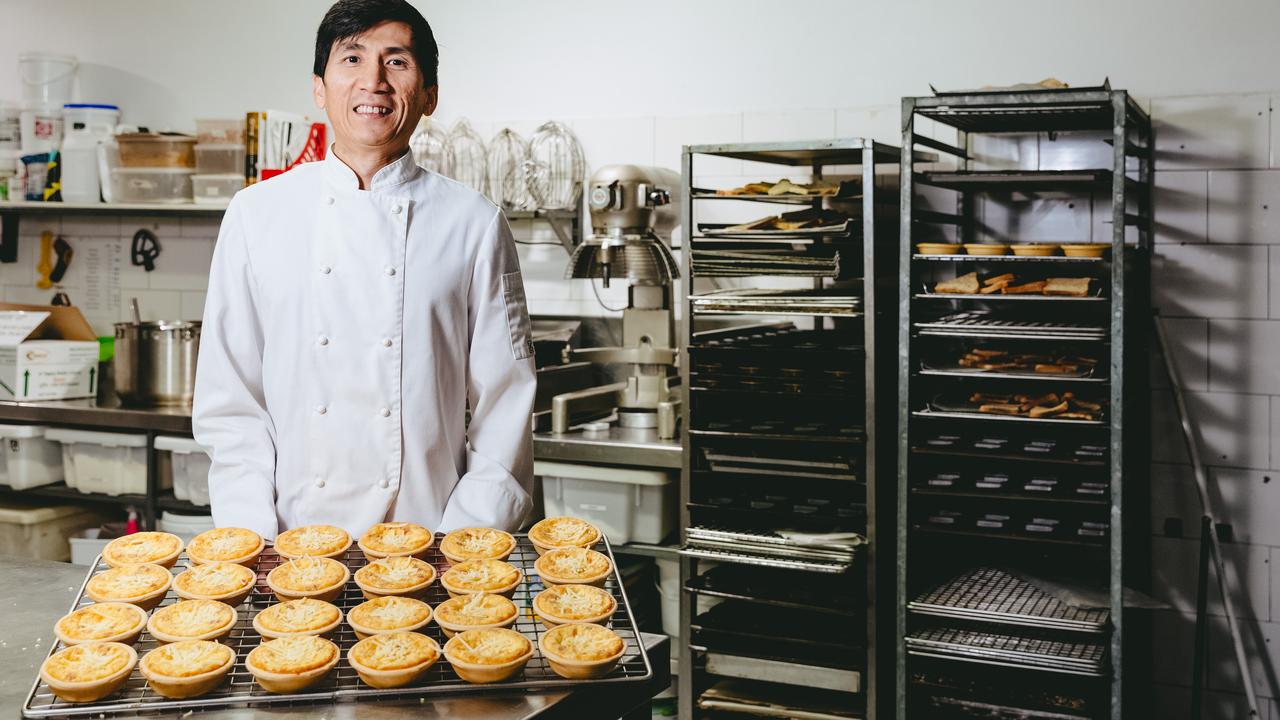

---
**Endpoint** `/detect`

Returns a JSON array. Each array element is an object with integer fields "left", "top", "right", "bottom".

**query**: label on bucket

[{"left": 0, "top": 116, "right": 17, "bottom": 146}]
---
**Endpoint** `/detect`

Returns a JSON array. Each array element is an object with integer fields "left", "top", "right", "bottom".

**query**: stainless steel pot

[{"left": 114, "top": 320, "right": 201, "bottom": 406}]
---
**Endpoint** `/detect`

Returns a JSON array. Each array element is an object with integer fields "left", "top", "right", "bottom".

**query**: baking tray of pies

[{"left": 22, "top": 535, "right": 651, "bottom": 719}]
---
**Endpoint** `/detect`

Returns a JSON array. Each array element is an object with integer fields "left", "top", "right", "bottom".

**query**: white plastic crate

[
  {"left": 0, "top": 501, "right": 106, "bottom": 561},
  {"left": 535, "top": 460, "right": 676, "bottom": 545},
  {"left": 45, "top": 428, "right": 161, "bottom": 496},
  {"left": 0, "top": 424, "right": 64, "bottom": 490},
  {"left": 70, "top": 527, "right": 111, "bottom": 566},
  {"left": 154, "top": 436, "right": 210, "bottom": 506}
]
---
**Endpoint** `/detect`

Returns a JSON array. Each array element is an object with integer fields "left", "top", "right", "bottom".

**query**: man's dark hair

[{"left": 314, "top": 0, "right": 439, "bottom": 87}]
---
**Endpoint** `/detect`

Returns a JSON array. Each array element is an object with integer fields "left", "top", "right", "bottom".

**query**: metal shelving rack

[
  {"left": 897, "top": 89, "right": 1152, "bottom": 720},
  {"left": 678, "top": 139, "right": 925, "bottom": 720}
]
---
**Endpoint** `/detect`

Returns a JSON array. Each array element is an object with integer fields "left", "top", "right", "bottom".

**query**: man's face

[{"left": 312, "top": 20, "right": 438, "bottom": 155}]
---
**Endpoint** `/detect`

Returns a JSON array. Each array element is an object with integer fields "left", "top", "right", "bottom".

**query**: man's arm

[
  {"left": 192, "top": 199, "right": 279, "bottom": 540},
  {"left": 440, "top": 210, "right": 536, "bottom": 532}
]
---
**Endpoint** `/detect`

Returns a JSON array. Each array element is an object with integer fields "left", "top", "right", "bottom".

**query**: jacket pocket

[{"left": 500, "top": 270, "right": 534, "bottom": 360}]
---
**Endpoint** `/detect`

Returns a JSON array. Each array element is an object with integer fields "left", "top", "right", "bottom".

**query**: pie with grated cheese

[
  {"left": 54, "top": 602, "right": 148, "bottom": 646},
  {"left": 353, "top": 556, "right": 436, "bottom": 599},
  {"left": 186, "top": 527, "right": 264, "bottom": 566},
  {"left": 85, "top": 563, "right": 172, "bottom": 610},
  {"left": 273, "top": 525, "right": 352, "bottom": 559},
  {"left": 538, "top": 622, "right": 625, "bottom": 679},
  {"left": 173, "top": 561, "right": 256, "bottom": 606},
  {"left": 358, "top": 522, "right": 434, "bottom": 560},
  {"left": 347, "top": 596, "right": 433, "bottom": 639},
  {"left": 534, "top": 547, "right": 612, "bottom": 588},
  {"left": 101, "top": 531, "right": 184, "bottom": 568},
  {"left": 439, "top": 527, "right": 516, "bottom": 564},
  {"left": 440, "top": 559, "right": 522, "bottom": 599},
  {"left": 528, "top": 516, "right": 600, "bottom": 555},
  {"left": 252, "top": 598, "right": 343, "bottom": 639},
  {"left": 246, "top": 635, "right": 340, "bottom": 693},
  {"left": 139, "top": 640, "right": 235, "bottom": 698},
  {"left": 533, "top": 584, "right": 616, "bottom": 628},
  {"left": 432, "top": 593, "right": 518, "bottom": 637},
  {"left": 266, "top": 556, "right": 350, "bottom": 603},
  {"left": 442, "top": 628, "right": 534, "bottom": 684},
  {"left": 39, "top": 642, "right": 137, "bottom": 703},
  {"left": 148, "top": 599, "right": 237, "bottom": 643},
  {"left": 348, "top": 631, "right": 441, "bottom": 688}
]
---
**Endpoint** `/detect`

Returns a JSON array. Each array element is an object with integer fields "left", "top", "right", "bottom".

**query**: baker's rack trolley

[{"left": 897, "top": 87, "right": 1153, "bottom": 720}]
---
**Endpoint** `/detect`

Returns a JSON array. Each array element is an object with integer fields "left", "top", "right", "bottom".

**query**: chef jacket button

[
  {"left": 391, "top": 204, "right": 403, "bottom": 214},
  {"left": 324, "top": 196, "right": 335, "bottom": 206},
  {"left": 318, "top": 335, "right": 329, "bottom": 346},
  {"left": 314, "top": 477, "right": 325, "bottom": 488},
  {"left": 316, "top": 405, "right": 327, "bottom": 415},
  {"left": 379, "top": 478, "right": 390, "bottom": 489},
  {"left": 384, "top": 266, "right": 396, "bottom": 277},
  {"left": 379, "top": 407, "right": 391, "bottom": 418},
  {"left": 320, "top": 265, "right": 332, "bottom": 275},
  {"left": 382, "top": 338, "right": 392, "bottom": 348}
]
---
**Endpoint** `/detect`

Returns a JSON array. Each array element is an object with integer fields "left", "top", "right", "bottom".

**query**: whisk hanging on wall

[
  {"left": 523, "top": 121, "right": 585, "bottom": 210},
  {"left": 409, "top": 117, "right": 451, "bottom": 174},
  {"left": 446, "top": 118, "right": 488, "bottom": 195},
  {"left": 486, "top": 128, "right": 533, "bottom": 211}
]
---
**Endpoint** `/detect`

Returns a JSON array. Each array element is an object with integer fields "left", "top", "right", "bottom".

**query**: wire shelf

[
  {"left": 906, "top": 625, "right": 1107, "bottom": 677},
  {"left": 909, "top": 567, "right": 1109, "bottom": 633}
]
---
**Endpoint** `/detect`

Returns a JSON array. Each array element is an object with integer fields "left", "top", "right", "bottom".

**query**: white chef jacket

[{"left": 192, "top": 148, "right": 536, "bottom": 541}]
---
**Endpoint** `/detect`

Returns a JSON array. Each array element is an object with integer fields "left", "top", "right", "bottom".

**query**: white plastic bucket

[
  {"left": 20, "top": 103, "right": 63, "bottom": 155},
  {"left": 62, "top": 104, "right": 118, "bottom": 135},
  {"left": 19, "top": 53, "right": 77, "bottom": 106}
]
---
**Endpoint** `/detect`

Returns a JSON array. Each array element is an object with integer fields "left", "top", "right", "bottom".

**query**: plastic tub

[
  {"left": 195, "top": 144, "right": 244, "bottom": 174},
  {"left": 109, "top": 167, "right": 194, "bottom": 204},
  {"left": 535, "top": 460, "right": 676, "bottom": 545},
  {"left": 19, "top": 53, "right": 78, "bottom": 106},
  {"left": 116, "top": 133, "right": 196, "bottom": 168},
  {"left": 196, "top": 119, "right": 244, "bottom": 145},
  {"left": 20, "top": 102, "right": 62, "bottom": 155},
  {"left": 70, "top": 527, "right": 112, "bottom": 566},
  {"left": 154, "top": 436, "right": 210, "bottom": 506},
  {"left": 0, "top": 500, "right": 105, "bottom": 561},
  {"left": 159, "top": 511, "right": 215, "bottom": 543},
  {"left": 192, "top": 174, "right": 243, "bottom": 205},
  {"left": 0, "top": 424, "right": 64, "bottom": 490},
  {"left": 45, "top": 428, "right": 158, "bottom": 496}
]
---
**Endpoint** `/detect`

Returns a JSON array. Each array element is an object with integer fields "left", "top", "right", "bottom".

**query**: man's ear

[
  {"left": 312, "top": 74, "right": 326, "bottom": 110},
  {"left": 422, "top": 85, "right": 439, "bottom": 117}
]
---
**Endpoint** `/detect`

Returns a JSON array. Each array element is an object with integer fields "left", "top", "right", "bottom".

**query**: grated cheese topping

[
  {"left": 350, "top": 631, "right": 439, "bottom": 671},
  {"left": 271, "top": 557, "right": 347, "bottom": 592},
  {"left": 536, "top": 548, "right": 610, "bottom": 580},
  {"left": 150, "top": 600, "right": 235, "bottom": 638},
  {"left": 56, "top": 603, "right": 144, "bottom": 641},
  {"left": 248, "top": 635, "right": 338, "bottom": 675},
  {"left": 87, "top": 564, "right": 171, "bottom": 601},
  {"left": 255, "top": 598, "right": 341, "bottom": 633},
  {"left": 356, "top": 556, "right": 434, "bottom": 590},
  {"left": 443, "top": 560, "right": 520, "bottom": 592},
  {"left": 445, "top": 628, "right": 531, "bottom": 665},
  {"left": 348, "top": 596, "right": 431, "bottom": 631},
  {"left": 141, "top": 640, "right": 232, "bottom": 678},
  {"left": 43, "top": 642, "right": 133, "bottom": 683},
  {"left": 361, "top": 522, "right": 433, "bottom": 554},
  {"left": 440, "top": 528, "right": 514, "bottom": 560},
  {"left": 541, "top": 623, "right": 624, "bottom": 662},
  {"left": 529, "top": 517, "right": 599, "bottom": 548},
  {"left": 275, "top": 525, "right": 350, "bottom": 557},
  {"left": 434, "top": 593, "right": 517, "bottom": 627},
  {"left": 175, "top": 561, "right": 254, "bottom": 596},
  {"left": 535, "top": 584, "right": 615, "bottom": 621},
  {"left": 104, "top": 532, "right": 182, "bottom": 564},
  {"left": 187, "top": 528, "right": 261, "bottom": 562}
]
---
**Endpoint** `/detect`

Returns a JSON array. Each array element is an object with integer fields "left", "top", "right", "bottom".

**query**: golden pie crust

[
  {"left": 148, "top": 599, "right": 237, "bottom": 643},
  {"left": 433, "top": 593, "right": 518, "bottom": 637},
  {"left": 139, "top": 640, "right": 235, "bottom": 698},
  {"left": 534, "top": 547, "right": 612, "bottom": 587},
  {"left": 348, "top": 631, "right": 441, "bottom": 689},
  {"left": 347, "top": 596, "right": 433, "bottom": 639},
  {"left": 439, "top": 527, "right": 516, "bottom": 564},
  {"left": 273, "top": 525, "right": 352, "bottom": 559},
  {"left": 443, "top": 628, "right": 533, "bottom": 684},
  {"left": 528, "top": 517, "right": 600, "bottom": 555},
  {"left": 353, "top": 556, "right": 436, "bottom": 599},
  {"left": 246, "top": 635, "right": 340, "bottom": 693},
  {"left": 266, "top": 557, "right": 349, "bottom": 603},
  {"left": 253, "top": 598, "right": 343, "bottom": 639},
  {"left": 440, "top": 559, "right": 522, "bottom": 599},
  {"left": 173, "top": 561, "right": 256, "bottom": 605},
  {"left": 358, "top": 522, "right": 434, "bottom": 559},
  {"left": 39, "top": 642, "right": 137, "bottom": 703},
  {"left": 54, "top": 602, "right": 148, "bottom": 646},
  {"left": 85, "top": 563, "right": 172, "bottom": 610},
  {"left": 101, "top": 531, "right": 183, "bottom": 568},
  {"left": 533, "top": 584, "right": 617, "bottom": 628},
  {"left": 186, "top": 527, "right": 264, "bottom": 566},
  {"left": 538, "top": 623, "right": 625, "bottom": 679}
]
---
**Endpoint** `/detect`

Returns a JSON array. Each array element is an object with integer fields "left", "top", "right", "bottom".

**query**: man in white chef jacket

[{"left": 193, "top": 0, "right": 536, "bottom": 541}]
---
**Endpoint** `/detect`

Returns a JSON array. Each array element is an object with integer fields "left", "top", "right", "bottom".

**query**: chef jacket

[{"left": 192, "top": 147, "right": 536, "bottom": 541}]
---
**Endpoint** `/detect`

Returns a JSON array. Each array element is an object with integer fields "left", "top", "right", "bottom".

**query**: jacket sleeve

[
  {"left": 192, "top": 199, "right": 280, "bottom": 540},
  {"left": 439, "top": 210, "right": 536, "bottom": 532}
]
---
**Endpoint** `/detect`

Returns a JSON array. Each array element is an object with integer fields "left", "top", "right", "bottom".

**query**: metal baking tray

[
  {"left": 913, "top": 408, "right": 1105, "bottom": 427},
  {"left": 906, "top": 625, "right": 1107, "bottom": 676},
  {"left": 919, "top": 360, "right": 1100, "bottom": 381},
  {"left": 699, "top": 648, "right": 863, "bottom": 693},
  {"left": 22, "top": 535, "right": 650, "bottom": 719},
  {"left": 908, "top": 567, "right": 1109, "bottom": 633},
  {"left": 697, "top": 219, "right": 856, "bottom": 240},
  {"left": 914, "top": 312, "right": 1107, "bottom": 342},
  {"left": 691, "top": 288, "right": 863, "bottom": 317}
]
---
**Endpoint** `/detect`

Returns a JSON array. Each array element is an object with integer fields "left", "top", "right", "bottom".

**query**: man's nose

[{"left": 359, "top": 60, "right": 389, "bottom": 92}]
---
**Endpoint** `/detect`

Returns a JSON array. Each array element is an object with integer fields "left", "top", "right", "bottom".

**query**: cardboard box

[{"left": 0, "top": 304, "right": 100, "bottom": 401}]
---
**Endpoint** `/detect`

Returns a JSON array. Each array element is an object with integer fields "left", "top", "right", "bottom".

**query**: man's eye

[
  {"left": 342, "top": 56, "right": 359, "bottom": 63},
  {"left": 388, "top": 58, "right": 406, "bottom": 67}
]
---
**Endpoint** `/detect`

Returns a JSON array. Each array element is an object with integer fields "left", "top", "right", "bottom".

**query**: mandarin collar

[{"left": 322, "top": 144, "right": 421, "bottom": 191}]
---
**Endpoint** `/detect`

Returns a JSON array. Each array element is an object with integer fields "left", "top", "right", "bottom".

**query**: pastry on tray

[
  {"left": 357, "top": 522, "right": 434, "bottom": 560},
  {"left": 933, "top": 271, "right": 1093, "bottom": 297},
  {"left": 186, "top": 527, "right": 264, "bottom": 566},
  {"left": 172, "top": 561, "right": 256, "bottom": 606},
  {"left": 245, "top": 635, "right": 340, "bottom": 693},
  {"left": 101, "top": 531, "right": 183, "bottom": 568},
  {"left": 934, "top": 272, "right": 980, "bottom": 294},
  {"left": 439, "top": 559, "right": 522, "bottom": 599},
  {"left": 253, "top": 598, "right": 343, "bottom": 640},
  {"left": 85, "top": 563, "right": 173, "bottom": 610},
  {"left": 148, "top": 599, "right": 238, "bottom": 644},
  {"left": 721, "top": 208, "right": 850, "bottom": 233},
  {"left": 346, "top": 596, "right": 433, "bottom": 640},
  {"left": 266, "top": 556, "right": 350, "bottom": 603},
  {"left": 432, "top": 593, "right": 518, "bottom": 638},
  {"left": 713, "top": 178, "right": 847, "bottom": 197},
  {"left": 347, "top": 631, "right": 441, "bottom": 689},
  {"left": 139, "top": 639, "right": 235, "bottom": 699},
  {"left": 442, "top": 628, "right": 534, "bottom": 684},
  {"left": 54, "top": 602, "right": 148, "bottom": 646},
  {"left": 528, "top": 516, "right": 601, "bottom": 555},
  {"left": 354, "top": 556, "right": 437, "bottom": 600},
  {"left": 533, "top": 584, "right": 617, "bottom": 629},
  {"left": 538, "top": 622, "right": 626, "bottom": 680},
  {"left": 963, "top": 391, "right": 1105, "bottom": 421},
  {"left": 39, "top": 642, "right": 137, "bottom": 703},
  {"left": 439, "top": 527, "right": 516, "bottom": 565},
  {"left": 273, "top": 525, "right": 352, "bottom": 560},
  {"left": 534, "top": 547, "right": 613, "bottom": 588}
]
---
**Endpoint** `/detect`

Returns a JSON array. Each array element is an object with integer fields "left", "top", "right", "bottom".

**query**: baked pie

[
  {"left": 85, "top": 563, "right": 172, "bottom": 611},
  {"left": 528, "top": 516, "right": 600, "bottom": 555},
  {"left": 54, "top": 602, "right": 148, "bottom": 646},
  {"left": 439, "top": 527, "right": 516, "bottom": 564},
  {"left": 273, "top": 524, "right": 352, "bottom": 560},
  {"left": 533, "top": 584, "right": 617, "bottom": 628},
  {"left": 148, "top": 599, "right": 237, "bottom": 644},
  {"left": 139, "top": 640, "right": 235, "bottom": 699},
  {"left": 353, "top": 556, "right": 436, "bottom": 600},
  {"left": 347, "top": 596, "right": 433, "bottom": 640},
  {"left": 358, "top": 522, "right": 434, "bottom": 560},
  {"left": 252, "top": 598, "right": 343, "bottom": 640},
  {"left": 442, "top": 628, "right": 533, "bottom": 684},
  {"left": 534, "top": 547, "right": 612, "bottom": 588},
  {"left": 39, "top": 642, "right": 137, "bottom": 703},
  {"left": 101, "top": 531, "right": 184, "bottom": 568},
  {"left": 173, "top": 561, "right": 256, "bottom": 606},
  {"left": 348, "top": 631, "right": 441, "bottom": 688},
  {"left": 266, "top": 556, "right": 350, "bottom": 603},
  {"left": 246, "top": 635, "right": 340, "bottom": 693},
  {"left": 439, "top": 559, "right": 522, "bottom": 599},
  {"left": 538, "top": 622, "right": 625, "bottom": 679},
  {"left": 433, "top": 593, "right": 518, "bottom": 638},
  {"left": 186, "top": 527, "right": 264, "bottom": 566}
]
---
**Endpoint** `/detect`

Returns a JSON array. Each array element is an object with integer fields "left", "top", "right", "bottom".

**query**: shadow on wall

[{"left": 75, "top": 63, "right": 185, "bottom": 129}]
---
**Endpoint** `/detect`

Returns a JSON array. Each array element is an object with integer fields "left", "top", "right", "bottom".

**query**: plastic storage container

[
  {"left": 45, "top": 428, "right": 159, "bottom": 496},
  {"left": 159, "top": 510, "right": 215, "bottom": 542},
  {"left": 192, "top": 174, "right": 243, "bottom": 204},
  {"left": 195, "top": 143, "right": 244, "bottom": 174},
  {"left": 19, "top": 53, "right": 77, "bottom": 106},
  {"left": 116, "top": 133, "right": 196, "bottom": 168},
  {"left": 196, "top": 118, "right": 244, "bottom": 145},
  {"left": 70, "top": 527, "right": 111, "bottom": 566},
  {"left": 0, "top": 424, "right": 64, "bottom": 490},
  {"left": 535, "top": 460, "right": 676, "bottom": 545},
  {"left": 109, "top": 167, "right": 194, "bottom": 204},
  {"left": 0, "top": 500, "right": 105, "bottom": 561},
  {"left": 155, "top": 435, "right": 210, "bottom": 506}
]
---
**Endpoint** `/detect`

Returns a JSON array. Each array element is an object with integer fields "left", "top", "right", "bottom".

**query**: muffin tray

[{"left": 22, "top": 535, "right": 651, "bottom": 718}]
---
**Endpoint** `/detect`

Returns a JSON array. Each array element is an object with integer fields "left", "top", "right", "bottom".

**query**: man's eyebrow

[
  {"left": 382, "top": 45, "right": 413, "bottom": 55},
  {"left": 337, "top": 40, "right": 364, "bottom": 51}
]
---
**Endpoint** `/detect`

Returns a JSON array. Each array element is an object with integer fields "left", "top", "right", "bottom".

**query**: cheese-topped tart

[
  {"left": 85, "top": 563, "right": 172, "bottom": 610},
  {"left": 353, "top": 556, "right": 436, "bottom": 598},
  {"left": 39, "top": 642, "right": 137, "bottom": 703},
  {"left": 348, "top": 632, "right": 441, "bottom": 689},
  {"left": 102, "top": 531, "right": 183, "bottom": 568},
  {"left": 538, "top": 623, "right": 625, "bottom": 679},
  {"left": 440, "top": 559, "right": 522, "bottom": 598},
  {"left": 439, "top": 527, "right": 516, "bottom": 563},
  {"left": 253, "top": 598, "right": 343, "bottom": 639},
  {"left": 55, "top": 602, "right": 148, "bottom": 646},
  {"left": 443, "top": 628, "right": 533, "bottom": 683},
  {"left": 347, "top": 596, "right": 432, "bottom": 638},
  {"left": 528, "top": 517, "right": 600, "bottom": 554},
  {"left": 139, "top": 640, "right": 236, "bottom": 699},
  {"left": 533, "top": 584, "right": 616, "bottom": 627},
  {"left": 534, "top": 547, "right": 612, "bottom": 587},
  {"left": 173, "top": 561, "right": 256, "bottom": 605},
  {"left": 266, "top": 557, "right": 349, "bottom": 602},
  {"left": 148, "top": 599, "right": 237, "bottom": 643},
  {"left": 358, "top": 522, "right": 434, "bottom": 559},
  {"left": 186, "top": 527, "right": 264, "bottom": 566},
  {"left": 247, "top": 635, "right": 339, "bottom": 676},
  {"left": 273, "top": 525, "right": 352, "bottom": 559},
  {"left": 433, "top": 593, "right": 518, "bottom": 637}
]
